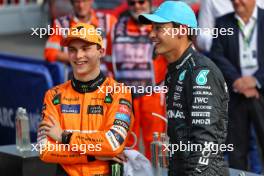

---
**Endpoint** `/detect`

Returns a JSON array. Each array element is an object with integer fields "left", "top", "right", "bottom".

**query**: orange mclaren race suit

[
  {"left": 38, "top": 72, "right": 134, "bottom": 176},
  {"left": 44, "top": 11, "right": 117, "bottom": 73},
  {"left": 111, "top": 13, "right": 167, "bottom": 159}
]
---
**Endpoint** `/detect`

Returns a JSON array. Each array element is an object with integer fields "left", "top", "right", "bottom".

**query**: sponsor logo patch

[
  {"left": 104, "top": 93, "right": 113, "bottom": 104},
  {"left": 61, "top": 104, "right": 80, "bottom": 114},
  {"left": 167, "top": 110, "right": 185, "bottom": 119},
  {"left": 87, "top": 105, "right": 103, "bottom": 115},
  {"left": 194, "top": 97, "right": 209, "bottom": 104},
  {"left": 105, "top": 131, "right": 120, "bottom": 151},
  {"left": 179, "top": 70, "right": 187, "bottom": 81},
  {"left": 196, "top": 70, "right": 210, "bottom": 86},
  {"left": 110, "top": 129, "right": 124, "bottom": 145},
  {"left": 115, "top": 113, "right": 130, "bottom": 125},
  {"left": 191, "top": 112, "right": 211, "bottom": 117},
  {"left": 52, "top": 94, "right": 61, "bottom": 105},
  {"left": 111, "top": 125, "right": 128, "bottom": 138},
  {"left": 119, "top": 99, "right": 132, "bottom": 109},
  {"left": 192, "top": 118, "right": 211, "bottom": 125},
  {"left": 118, "top": 105, "right": 130, "bottom": 114},
  {"left": 114, "top": 119, "right": 129, "bottom": 131},
  {"left": 63, "top": 96, "right": 79, "bottom": 102}
]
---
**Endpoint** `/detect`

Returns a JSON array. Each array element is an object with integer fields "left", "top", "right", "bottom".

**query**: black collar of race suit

[
  {"left": 168, "top": 44, "right": 194, "bottom": 73},
  {"left": 71, "top": 72, "right": 106, "bottom": 93}
]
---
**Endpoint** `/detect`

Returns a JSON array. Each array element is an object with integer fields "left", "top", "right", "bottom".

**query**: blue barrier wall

[
  {"left": 0, "top": 59, "right": 53, "bottom": 145},
  {"left": 0, "top": 53, "right": 66, "bottom": 86}
]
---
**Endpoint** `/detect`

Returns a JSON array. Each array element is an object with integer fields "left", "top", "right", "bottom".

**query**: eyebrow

[{"left": 68, "top": 44, "right": 92, "bottom": 49}]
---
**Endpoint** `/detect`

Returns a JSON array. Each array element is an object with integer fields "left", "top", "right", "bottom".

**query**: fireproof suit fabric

[
  {"left": 38, "top": 73, "right": 134, "bottom": 176},
  {"left": 165, "top": 46, "right": 229, "bottom": 176},
  {"left": 44, "top": 10, "right": 117, "bottom": 62},
  {"left": 111, "top": 14, "right": 167, "bottom": 160}
]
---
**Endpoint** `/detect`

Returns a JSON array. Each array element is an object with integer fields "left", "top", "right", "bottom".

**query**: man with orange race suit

[
  {"left": 111, "top": 0, "right": 167, "bottom": 159},
  {"left": 38, "top": 23, "right": 134, "bottom": 176},
  {"left": 44, "top": 0, "right": 116, "bottom": 73}
]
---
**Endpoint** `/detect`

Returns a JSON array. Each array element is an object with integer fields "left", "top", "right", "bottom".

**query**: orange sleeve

[
  {"left": 69, "top": 90, "right": 134, "bottom": 157},
  {"left": 38, "top": 90, "right": 89, "bottom": 164},
  {"left": 154, "top": 55, "right": 168, "bottom": 84},
  {"left": 103, "top": 14, "right": 117, "bottom": 73},
  {"left": 105, "top": 14, "right": 117, "bottom": 56},
  {"left": 44, "top": 20, "right": 63, "bottom": 62}
]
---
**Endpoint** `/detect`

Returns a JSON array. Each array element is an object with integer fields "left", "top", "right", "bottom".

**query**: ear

[{"left": 99, "top": 48, "right": 106, "bottom": 57}]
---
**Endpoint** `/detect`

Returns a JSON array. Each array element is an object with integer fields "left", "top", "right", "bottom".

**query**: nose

[{"left": 76, "top": 49, "right": 85, "bottom": 59}]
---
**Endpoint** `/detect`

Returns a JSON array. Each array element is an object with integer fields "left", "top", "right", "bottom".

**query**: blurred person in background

[
  {"left": 38, "top": 23, "right": 133, "bottom": 176},
  {"left": 110, "top": 0, "right": 167, "bottom": 160},
  {"left": 44, "top": 0, "right": 73, "bottom": 21},
  {"left": 210, "top": 0, "right": 264, "bottom": 172},
  {"left": 44, "top": 0, "right": 117, "bottom": 75},
  {"left": 197, "top": 0, "right": 264, "bottom": 53},
  {"left": 196, "top": 0, "right": 234, "bottom": 53}
]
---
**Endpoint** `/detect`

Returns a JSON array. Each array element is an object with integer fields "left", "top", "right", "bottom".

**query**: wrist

[{"left": 61, "top": 131, "right": 72, "bottom": 144}]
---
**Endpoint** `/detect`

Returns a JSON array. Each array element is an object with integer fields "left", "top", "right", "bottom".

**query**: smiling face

[
  {"left": 68, "top": 39, "right": 104, "bottom": 81},
  {"left": 149, "top": 22, "right": 190, "bottom": 62},
  {"left": 149, "top": 23, "right": 178, "bottom": 55}
]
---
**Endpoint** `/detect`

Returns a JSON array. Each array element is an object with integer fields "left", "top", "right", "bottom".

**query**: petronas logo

[
  {"left": 179, "top": 70, "right": 187, "bottom": 81},
  {"left": 196, "top": 70, "right": 210, "bottom": 86}
]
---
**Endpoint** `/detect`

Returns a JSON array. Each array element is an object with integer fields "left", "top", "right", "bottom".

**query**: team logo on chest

[{"left": 87, "top": 105, "right": 104, "bottom": 115}]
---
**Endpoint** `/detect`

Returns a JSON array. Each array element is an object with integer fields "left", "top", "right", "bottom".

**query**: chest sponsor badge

[
  {"left": 52, "top": 94, "right": 61, "bottom": 105},
  {"left": 61, "top": 104, "right": 80, "bottom": 114},
  {"left": 104, "top": 93, "right": 113, "bottom": 104},
  {"left": 196, "top": 70, "right": 209, "bottom": 86},
  {"left": 88, "top": 105, "right": 104, "bottom": 115}
]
